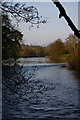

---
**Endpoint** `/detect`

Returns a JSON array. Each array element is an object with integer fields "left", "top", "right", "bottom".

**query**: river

[{"left": 2, "top": 57, "right": 80, "bottom": 119}]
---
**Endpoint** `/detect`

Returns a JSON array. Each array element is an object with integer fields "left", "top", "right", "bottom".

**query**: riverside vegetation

[
  {"left": 2, "top": 1, "right": 80, "bottom": 72},
  {"left": 18, "top": 35, "right": 80, "bottom": 71},
  {"left": 2, "top": 14, "right": 80, "bottom": 71}
]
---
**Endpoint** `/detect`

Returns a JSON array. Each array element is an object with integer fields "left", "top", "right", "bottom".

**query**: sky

[
  {"left": 11, "top": 1, "right": 78, "bottom": 46},
  {"left": 11, "top": 0, "right": 80, "bottom": 2}
]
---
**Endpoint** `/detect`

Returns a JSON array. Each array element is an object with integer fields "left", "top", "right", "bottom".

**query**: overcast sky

[{"left": 11, "top": 1, "right": 78, "bottom": 46}]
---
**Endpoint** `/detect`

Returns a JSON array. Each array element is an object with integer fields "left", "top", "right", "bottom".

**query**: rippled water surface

[{"left": 2, "top": 57, "right": 80, "bottom": 119}]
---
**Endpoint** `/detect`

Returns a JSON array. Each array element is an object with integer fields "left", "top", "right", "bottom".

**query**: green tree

[{"left": 2, "top": 14, "right": 23, "bottom": 65}]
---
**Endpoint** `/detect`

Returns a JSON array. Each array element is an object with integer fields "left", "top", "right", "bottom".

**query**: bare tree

[{"left": 0, "top": 1, "right": 47, "bottom": 27}]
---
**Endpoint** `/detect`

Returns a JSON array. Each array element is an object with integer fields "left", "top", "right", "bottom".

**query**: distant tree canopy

[
  {"left": 45, "top": 34, "right": 80, "bottom": 70},
  {"left": 65, "top": 34, "right": 80, "bottom": 70},
  {"left": 19, "top": 44, "right": 46, "bottom": 58},
  {"left": 48, "top": 39, "right": 65, "bottom": 57},
  {"left": 45, "top": 39, "right": 68, "bottom": 63},
  {"left": 19, "top": 35, "right": 77, "bottom": 63},
  {"left": 65, "top": 34, "right": 79, "bottom": 53}
]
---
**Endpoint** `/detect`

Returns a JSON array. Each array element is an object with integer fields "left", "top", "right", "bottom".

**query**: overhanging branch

[{"left": 51, "top": 0, "right": 80, "bottom": 39}]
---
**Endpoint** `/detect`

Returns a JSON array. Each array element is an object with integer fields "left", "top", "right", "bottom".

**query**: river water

[{"left": 2, "top": 57, "right": 80, "bottom": 119}]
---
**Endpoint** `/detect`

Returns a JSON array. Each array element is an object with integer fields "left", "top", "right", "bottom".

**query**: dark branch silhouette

[
  {"left": 52, "top": 0, "right": 80, "bottom": 39},
  {"left": 0, "top": 1, "right": 47, "bottom": 27},
  {"left": 3, "top": 65, "right": 55, "bottom": 105}
]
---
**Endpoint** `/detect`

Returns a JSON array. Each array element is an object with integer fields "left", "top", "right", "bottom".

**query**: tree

[
  {"left": 65, "top": 34, "right": 80, "bottom": 71},
  {"left": 65, "top": 34, "right": 79, "bottom": 53},
  {"left": 1, "top": 1, "right": 47, "bottom": 65},
  {"left": 1, "top": 1, "right": 46, "bottom": 27},
  {"left": 2, "top": 14, "right": 23, "bottom": 65},
  {"left": 47, "top": 39, "right": 65, "bottom": 62},
  {"left": 50, "top": 39, "right": 65, "bottom": 56},
  {"left": 51, "top": 0, "right": 80, "bottom": 67}
]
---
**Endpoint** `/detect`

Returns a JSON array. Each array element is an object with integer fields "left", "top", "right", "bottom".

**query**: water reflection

[{"left": 73, "top": 72, "right": 80, "bottom": 82}]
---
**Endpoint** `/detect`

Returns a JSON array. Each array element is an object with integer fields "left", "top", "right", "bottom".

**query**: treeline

[
  {"left": 19, "top": 44, "right": 46, "bottom": 57},
  {"left": 45, "top": 35, "right": 80, "bottom": 71},
  {"left": 19, "top": 34, "right": 80, "bottom": 71},
  {"left": 2, "top": 14, "right": 80, "bottom": 71}
]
